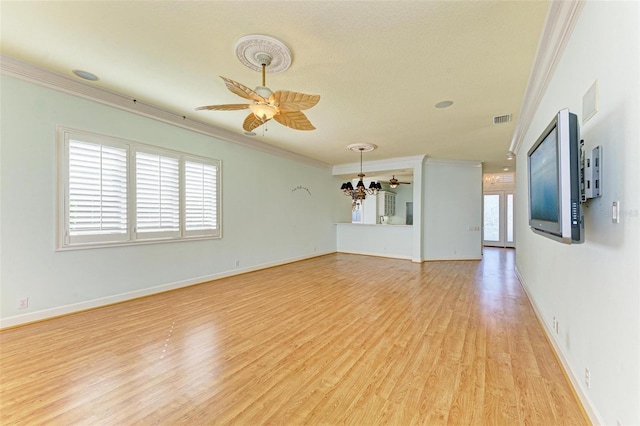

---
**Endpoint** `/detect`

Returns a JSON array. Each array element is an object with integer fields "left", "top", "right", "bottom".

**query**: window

[
  {"left": 184, "top": 159, "right": 218, "bottom": 236},
  {"left": 67, "top": 139, "right": 128, "bottom": 245},
  {"left": 58, "top": 127, "right": 221, "bottom": 249},
  {"left": 135, "top": 150, "right": 180, "bottom": 238}
]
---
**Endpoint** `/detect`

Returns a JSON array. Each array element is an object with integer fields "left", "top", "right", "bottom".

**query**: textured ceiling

[{"left": 1, "top": 1, "right": 549, "bottom": 174}]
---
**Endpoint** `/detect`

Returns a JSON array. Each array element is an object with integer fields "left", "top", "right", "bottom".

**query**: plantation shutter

[
  {"left": 185, "top": 160, "right": 218, "bottom": 235},
  {"left": 67, "top": 139, "right": 128, "bottom": 243},
  {"left": 135, "top": 151, "right": 180, "bottom": 237},
  {"left": 59, "top": 128, "right": 222, "bottom": 249}
]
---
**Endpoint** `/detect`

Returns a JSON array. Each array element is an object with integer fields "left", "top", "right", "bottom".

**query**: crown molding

[
  {"left": 332, "top": 155, "right": 427, "bottom": 176},
  {"left": 425, "top": 158, "right": 482, "bottom": 168},
  {"left": 509, "top": 0, "right": 585, "bottom": 155},
  {"left": 0, "top": 54, "right": 331, "bottom": 170}
]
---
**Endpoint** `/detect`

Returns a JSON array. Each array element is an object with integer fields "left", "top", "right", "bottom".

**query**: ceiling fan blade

[
  {"left": 243, "top": 113, "right": 269, "bottom": 132},
  {"left": 273, "top": 110, "right": 316, "bottom": 131},
  {"left": 195, "top": 103, "right": 250, "bottom": 111},
  {"left": 220, "top": 76, "right": 264, "bottom": 102},
  {"left": 274, "top": 91, "right": 320, "bottom": 111}
]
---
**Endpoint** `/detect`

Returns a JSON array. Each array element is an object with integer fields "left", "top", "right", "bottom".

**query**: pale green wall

[
  {"left": 0, "top": 75, "right": 346, "bottom": 322},
  {"left": 515, "top": 2, "right": 639, "bottom": 424},
  {"left": 423, "top": 159, "right": 483, "bottom": 260}
]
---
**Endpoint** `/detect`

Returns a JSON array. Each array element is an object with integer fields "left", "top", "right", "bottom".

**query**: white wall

[
  {"left": 0, "top": 75, "right": 347, "bottom": 325},
  {"left": 336, "top": 223, "right": 413, "bottom": 259},
  {"left": 514, "top": 2, "right": 639, "bottom": 424},
  {"left": 423, "top": 159, "right": 483, "bottom": 260}
]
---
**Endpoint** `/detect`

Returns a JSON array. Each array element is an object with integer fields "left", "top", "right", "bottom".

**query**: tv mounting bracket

[{"left": 581, "top": 140, "right": 602, "bottom": 202}]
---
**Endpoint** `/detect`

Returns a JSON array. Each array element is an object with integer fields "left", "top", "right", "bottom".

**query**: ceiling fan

[
  {"left": 388, "top": 175, "right": 411, "bottom": 189},
  {"left": 195, "top": 53, "right": 320, "bottom": 132}
]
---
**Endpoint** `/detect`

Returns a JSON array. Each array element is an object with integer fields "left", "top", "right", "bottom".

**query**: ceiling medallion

[
  {"left": 234, "top": 35, "right": 292, "bottom": 74},
  {"left": 346, "top": 143, "right": 377, "bottom": 153}
]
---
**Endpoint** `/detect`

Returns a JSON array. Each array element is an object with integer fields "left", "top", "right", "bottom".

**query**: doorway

[{"left": 483, "top": 191, "right": 515, "bottom": 248}]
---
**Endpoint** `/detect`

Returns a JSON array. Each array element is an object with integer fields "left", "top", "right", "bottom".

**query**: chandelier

[{"left": 340, "top": 143, "right": 381, "bottom": 209}]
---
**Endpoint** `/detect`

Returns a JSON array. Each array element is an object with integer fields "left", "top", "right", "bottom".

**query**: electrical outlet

[
  {"left": 584, "top": 368, "right": 591, "bottom": 388},
  {"left": 235, "top": 260, "right": 240, "bottom": 268},
  {"left": 18, "top": 297, "right": 29, "bottom": 310}
]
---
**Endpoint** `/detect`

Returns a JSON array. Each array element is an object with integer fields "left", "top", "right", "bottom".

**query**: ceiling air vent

[{"left": 493, "top": 114, "right": 511, "bottom": 125}]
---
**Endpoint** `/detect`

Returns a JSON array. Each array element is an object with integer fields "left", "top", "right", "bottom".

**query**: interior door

[{"left": 483, "top": 191, "right": 515, "bottom": 248}]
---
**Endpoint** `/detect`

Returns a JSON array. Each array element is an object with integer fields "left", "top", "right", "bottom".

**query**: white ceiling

[{"left": 1, "top": 1, "right": 549, "bottom": 174}]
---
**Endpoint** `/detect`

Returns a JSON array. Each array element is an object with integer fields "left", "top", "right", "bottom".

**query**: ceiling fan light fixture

[
  {"left": 250, "top": 85, "right": 278, "bottom": 121},
  {"left": 249, "top": 103, "right": 278, "bottom": 122},
  {"left": 253, "top": 86, "right": 274, "bottom": 98},
  {"left": 388, "top": 175, "right": 410, "bottom": 189},
  {"left": 197, "top": 35, "right": 319, "bottom": 132}
]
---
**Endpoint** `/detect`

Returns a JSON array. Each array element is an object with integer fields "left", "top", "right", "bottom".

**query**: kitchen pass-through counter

[{"left": 335, "top": 223, "right": 413, "bottom": 260}]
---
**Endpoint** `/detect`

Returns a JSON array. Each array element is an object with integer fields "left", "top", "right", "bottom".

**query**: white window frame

[{"left": 57, "top": 127, "right": 222, "bottom": 250}]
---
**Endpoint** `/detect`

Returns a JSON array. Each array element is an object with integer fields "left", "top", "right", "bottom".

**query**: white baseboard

[
  {"left": 514, "top": 266, "right": 603, "bottom": 425},
  {"left": 422, "top": 256, "right": 483, "bottom": 261},
  {"left": 0, "top": 251, "right": 334, "bottom": 329}
]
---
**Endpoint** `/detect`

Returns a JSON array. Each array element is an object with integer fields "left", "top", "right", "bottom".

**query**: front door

[{"left": 483, "top": 191, "right": 515, "bottom": 248}]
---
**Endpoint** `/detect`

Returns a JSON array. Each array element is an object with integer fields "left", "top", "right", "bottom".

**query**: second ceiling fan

[{"left": 388, "top": 175, "right": 411, "bottom": 189}]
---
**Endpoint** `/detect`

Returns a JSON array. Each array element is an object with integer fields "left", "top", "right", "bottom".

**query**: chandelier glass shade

[{"left": 340, "top": 146, "right": 381, "bottom": 210}]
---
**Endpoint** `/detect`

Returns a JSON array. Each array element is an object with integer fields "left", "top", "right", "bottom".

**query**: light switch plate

[{"left": 612, "top": 201, "right": 620, "bottom": 223}]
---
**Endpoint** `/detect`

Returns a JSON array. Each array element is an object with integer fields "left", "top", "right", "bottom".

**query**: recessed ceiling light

[
  {"left": 435, "top": 100, "right": 454, "bottom": 109},
  {"left": 72, "top": 69, "right": 99, "bottom": 81},
  {"left": 503, "top": 166, "right": 511, "bottom": 171}
]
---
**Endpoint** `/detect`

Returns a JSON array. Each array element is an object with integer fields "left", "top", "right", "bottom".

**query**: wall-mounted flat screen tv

[{"left": 527, "top": 108, "right": 583, "bottom": 244}]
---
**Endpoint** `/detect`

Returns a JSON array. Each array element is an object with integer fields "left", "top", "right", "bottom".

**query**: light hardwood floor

[{"left": 0, "top": 249, "right": 588, "bottom": 425}]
